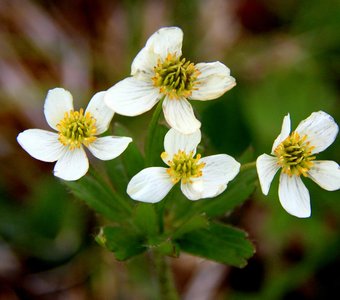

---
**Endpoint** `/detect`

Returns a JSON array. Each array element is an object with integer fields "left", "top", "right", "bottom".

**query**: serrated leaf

[
  {"left": 97, "top": 226, "right": 146, "bottom": 261},
  {"left": 65, "top": 174, "right": 132, "bottom": 222},
  {"left": 176, "top": 222, "right": 255, "bottom": 267}
]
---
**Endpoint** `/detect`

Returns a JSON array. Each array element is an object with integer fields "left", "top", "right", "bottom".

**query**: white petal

[
  {"left": 105, "top": 77, "right": 161, "bottom": 116},
  {"left": 44, "top": 88, "right": 74, "bottom": 130},
  {"left": 199, "top": 154, "right": 241, "bottom": 198},
  {"left": 17, "top": 129, "right": 65, "bottom": 162},
  {"left": 308, "top": 160, "right": 340, "bottom": 191},
  {"left": 54, "top": 147, "right": 89, "bottom": 181},
  {"left": 131, "top": 47, "right": 158, "bottom": 79},
  {"left": 127, "top": 167, "right": 174, "bottom": 203},
  {"left": 85, "top": 91, "right": 114, "bottom": 135},
  {"left": 181, "top": 179, "right": 204, "bottom": 201},
  {"left": 295, "top": 111, "right": 339, "bottom": 154},
  {"left": 256, "top": 154, "right": 280, "bottom": 195},
  {"left": 271, "top": 113, "right": 291, "bottom": 154},
  {"left": 162, "top": 97, "right": 201, "bottom": 134},
  {"left": 189, "top": 62, "right": 236, "bottom": 101},
  {"left": 279, "top": 173, "right": 311, "bottom": 218},
  {"left": 163, "top": 128, "right": 201, "bottom": 163},
  {"left": 144, "top": 27, "right": 183, "bottom": 60},
  {"left": 87, "top": 136, "right": 132, "bottom": 161}
]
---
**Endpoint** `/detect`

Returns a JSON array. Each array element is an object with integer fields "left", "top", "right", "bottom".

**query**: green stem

[
  {"left": 240, "top": 161, "right": 256, "bottom": 172},
  {"left": 145, "top": 97, "right": 165, "bottom": 166},
  {"left": 153, "top": 250, "right": 179, "bottom": 300}
]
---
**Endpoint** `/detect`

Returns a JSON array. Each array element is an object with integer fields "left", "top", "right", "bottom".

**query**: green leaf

[
  {"left": 146, "top": 124, "right": 168, "bottom": 167},
  {"left": 113, "top": 123, "right": 145, "bottom": 178},
  {"left": 176, "top": 222, "right": 255, "bottom": 267},
  {"left": 104, "top": 157, "right": 130, "bottom": 196},
  {"left": 197, "top": 168, "right": 257, "bottom": 218},
  {"left": 172, "top": 213, "right": 209, "bottom": 238},
  {"left": 96, "top": 226, "right": 146, "bottom": 261},
  {"left": 65, "top": 174, "right": 132, "bottom": 222},
  {"left": 133, "top": 203, "right": 159, "bottom": 237},
  {"left": 145, "top": 99, "right": 168, "bottom": 167}
]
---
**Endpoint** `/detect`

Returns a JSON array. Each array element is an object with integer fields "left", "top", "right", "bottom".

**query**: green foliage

[
  {"left": 134, "top": 203, "right": 159, "bottom": 237},
  {"left": 176, "top": 222, "right": 255, "bottom": 268},
  {"left": 96, "top": 226, "right": 146, "bottom": 261},
  {"left": 0, "top": 179, "right": 85, "bottom": 261},
  {"left": 145, "top": 100, "right": 168, "bottom": 167},
  {"left": 196, "top": 167, "right": 257, "bottom": 218},
  {"left": 113, "top": 123, "right": 145, "bottom": 178},
  {"left": 65, "top": 173, "right": 133, "bottom": 223}
]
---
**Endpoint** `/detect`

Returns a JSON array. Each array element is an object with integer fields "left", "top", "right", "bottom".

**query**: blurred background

[{"left": 0, "top": 0, "right": 339, "bottom": 299}]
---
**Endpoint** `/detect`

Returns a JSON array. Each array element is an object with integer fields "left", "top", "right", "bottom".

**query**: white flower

[
  {"left": 17, "top": 88, "right": 132, "bottom": 181},
  {"left": 105, "top": 27, "right": 236, "bottom": 134},
  {"left": 127, "top": 128, "right": 240, "bottom": 203},
  {"left": 256, "top": 111, "right": 340, "bottom": 218}
]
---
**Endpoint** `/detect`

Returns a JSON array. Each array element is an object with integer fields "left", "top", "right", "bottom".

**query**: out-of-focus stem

[{"left": 153, "top": 250, "right": 179, "bottom": 300}]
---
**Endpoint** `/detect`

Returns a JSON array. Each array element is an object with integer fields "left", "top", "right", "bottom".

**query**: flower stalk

[{"left": 153, "top": 250, "right": 179, "bottom": 300}]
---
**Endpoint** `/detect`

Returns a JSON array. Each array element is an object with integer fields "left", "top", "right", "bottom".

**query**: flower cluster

[{"left": 17, "top": 26, "right": 339, "bottom": 218}]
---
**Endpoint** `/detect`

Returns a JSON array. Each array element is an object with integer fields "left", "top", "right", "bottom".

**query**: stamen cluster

[
  {"left": 152, "top": 53, "right": 199, "bottom": 99},
  {"left": 163, "top": 150, "right": 205, "bottom": 184},
  {"left": 274, "top": 131, "right": 315, "bottom": 177},
  {"left": 57, "top": 109, "right": 97, "bottom": 150}
]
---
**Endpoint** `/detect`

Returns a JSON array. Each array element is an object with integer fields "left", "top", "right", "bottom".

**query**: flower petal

[
  {"left": 189, "top": 62, "right": 236, "bottom": 101},
  {"left": 199, "top": 154, "right": 241, "bottom": 198},
  {"left": 163, "top": 128, "right": 201, "bottom": 163},
  {"left": 17, "top": 129, "right": 65, "bottom": 162},
  {"left": 295, "top": 111, "right": 339, "bottom": 154},
  {"left": 162, "top": 97, "right": 201, "bottom": 134},
  {"left": 87, "top": 136, "right": 132, "bottom": 161},
  {"left": 127, "top": 167, "right": 174, "bottom": 203},
  {"left": 256, "top": 154, "right": 280, "bottom": 195},
  {"left": 105, "top": 77, "right": 161, "bottom": 116},
  {"left": 85, "top": 91, "right": 114, "bottom": 135},
  {"left": 144, "top": 27, "right": 183, "bottom": 60},
  {"left": 181, "top": 179, "right": 204, "bottom": 200},
  {"left": 131, "top": 47, "right": 158, "bottom": 79},
  {"left": 44, "top": 88, "right": 74, "bottom": 130},
  {"left": 54, "top": 147, "right": 89, "bottom": 181},
  {"left": 271, "top": 113, "right": 291, "bottom": 154},
  {"left": 278, "top": 173, "right": 311, "bottom": 218},
  {"left": 308, "top": 160, "right": 340, "bottom": 191}
]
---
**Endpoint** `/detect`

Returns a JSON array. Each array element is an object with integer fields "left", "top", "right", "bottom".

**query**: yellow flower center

[
  {"left": 152, "top": 53, "right": 200, "bottom": 99},
  {"left": 274, "top": 131, "right": 316, "bottom": 177},
  {"left": 56, "top": 109, "right": 97, "bottom": 150},
  {"left": 162, "top": 150, "right": 205, "bottom": 184}
]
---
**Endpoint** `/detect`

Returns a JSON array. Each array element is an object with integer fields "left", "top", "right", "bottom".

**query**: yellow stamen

[
  {"left": 163, "top": 150, "right": 205, "bottom": 184},
  {"left": 56, "top": 109, "right": 97, "bottom": 150},
  {"left": 274, "top": 131, "right": 316, "bottom": 177},
  {"left": 152, "top": 53, "right": 200, "bottom": 99}
]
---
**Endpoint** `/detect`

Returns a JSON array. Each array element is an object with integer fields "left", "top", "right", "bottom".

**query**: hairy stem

[
  {"left": 153, "top": 250, "right": 179, "bottom": 300},
  {"left": 240, "top": 161, "right": 256, "bottom": 172}
]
